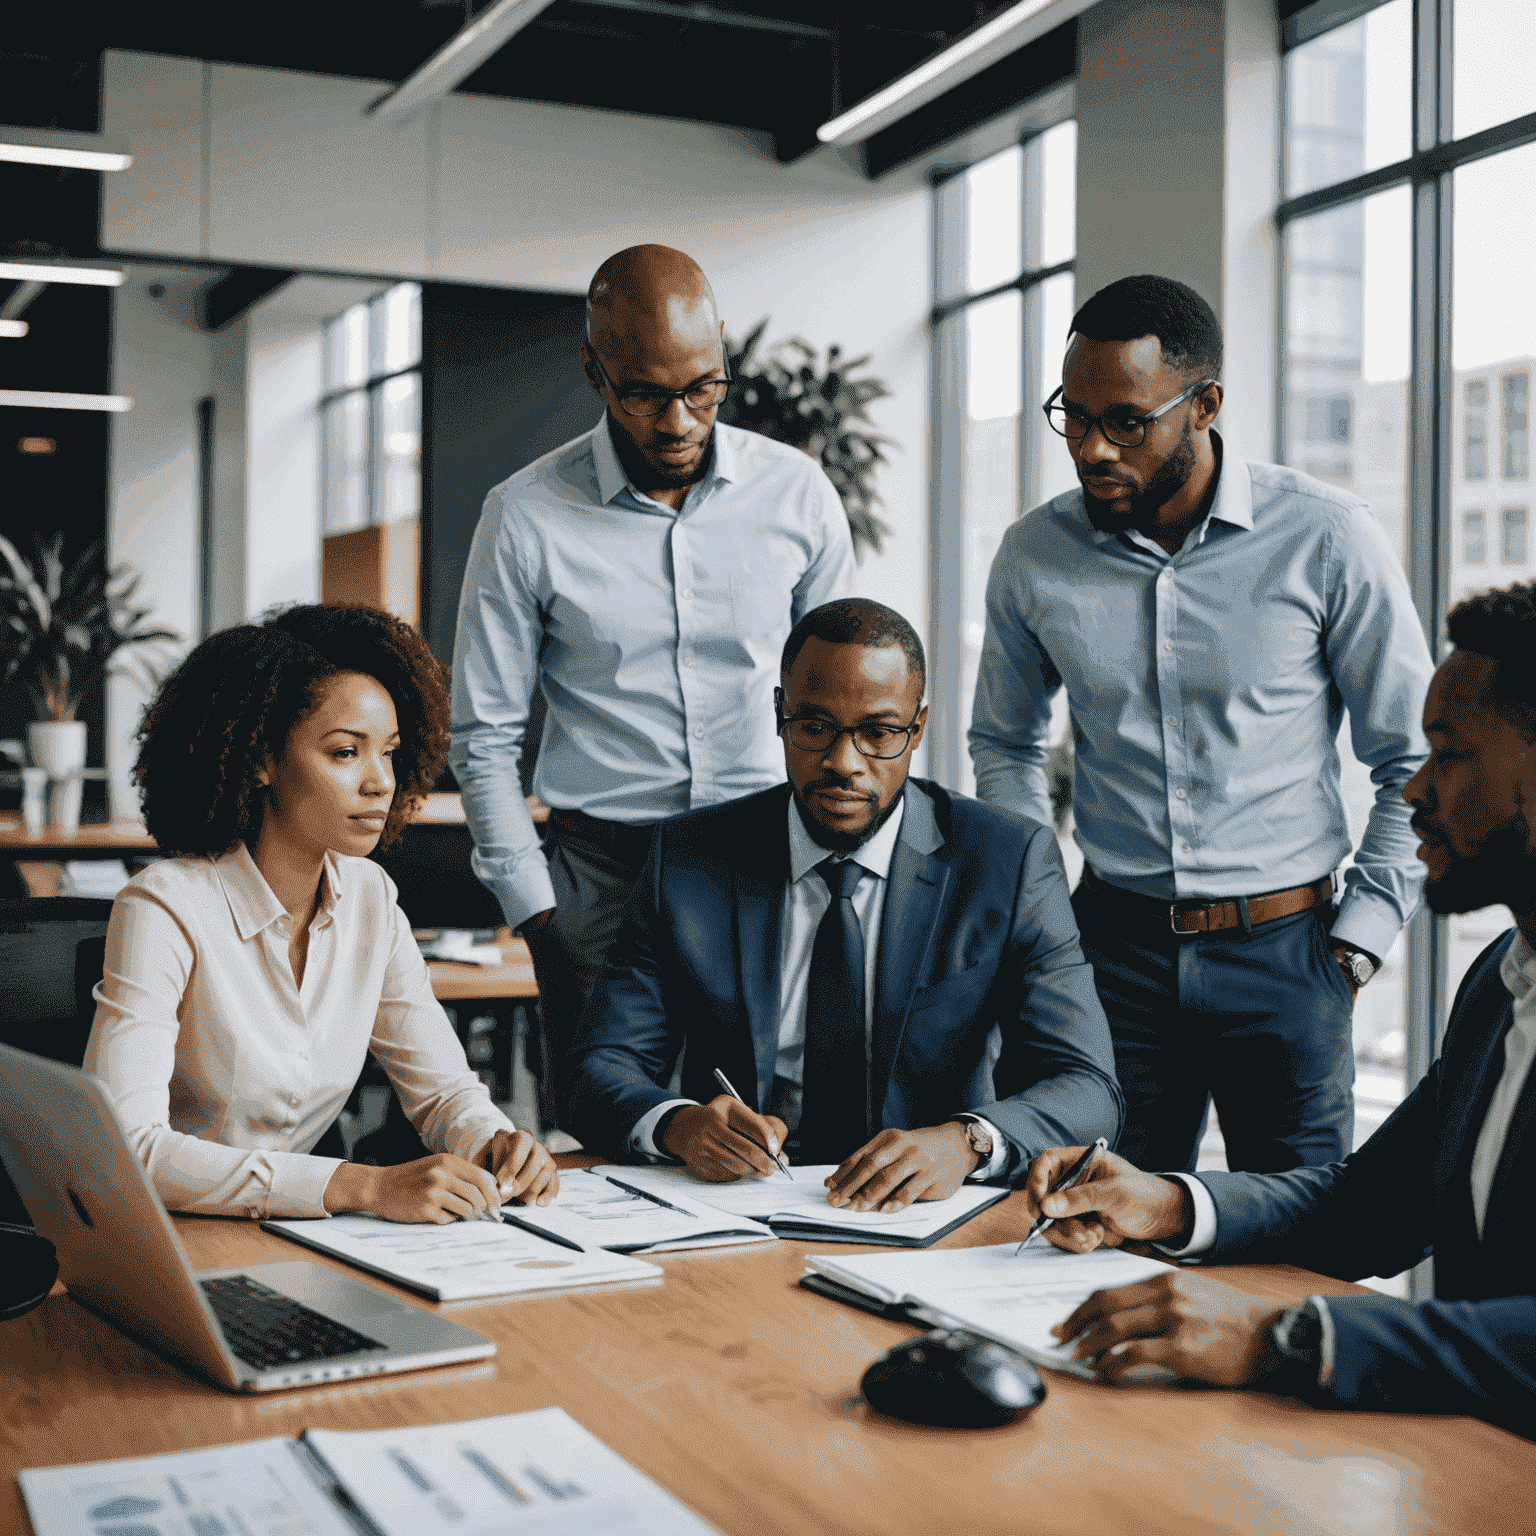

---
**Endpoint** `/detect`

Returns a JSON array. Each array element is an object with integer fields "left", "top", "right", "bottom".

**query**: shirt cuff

[
  {"left": 629, "top": 1099, "right": 699, "bottom": 1160},
  {"left": 1328, "top": 891, "right": 1402, "bottom": 968},
  {"left": 955, "top": 1114, "right": 1013, "bottom": 1182},
  {"left": 288, "top": 1155, "right": 348, "bottom": 1219},
  {"left": 469, "top": 847, "right": 557, "bottom": 935},
  {"left": 1150, "top": 1172, "right": 1218, "bottom": 1258},
  {"left": 1310, "top": 1294, "right": 1337, "bottom": 1389}
]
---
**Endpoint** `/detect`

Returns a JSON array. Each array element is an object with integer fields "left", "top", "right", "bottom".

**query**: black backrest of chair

[
  {"left": 0, "top": 898, "right": 116, "bottom": 1066},
  {"left": 371, "top": 822, "right": 504, "bottom": 930}
]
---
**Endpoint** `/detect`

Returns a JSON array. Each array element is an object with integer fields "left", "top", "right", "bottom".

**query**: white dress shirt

[
  {"left": 1161, "top": 929, "right": 1536, "bottom": 1384},
  {"left": 630, "top": 795, "right": 1008, "bottom": 1178},
  {"left": 450, "top": 416, "right": 856, "bottom": 931},
  {"left": 84, "top": 845, "right": 516, "bottom": 1220}
]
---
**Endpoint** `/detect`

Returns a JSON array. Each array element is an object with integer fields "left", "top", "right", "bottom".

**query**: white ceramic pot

[{"left": 27, "top": 721, "right": 88, "bottom": 834}]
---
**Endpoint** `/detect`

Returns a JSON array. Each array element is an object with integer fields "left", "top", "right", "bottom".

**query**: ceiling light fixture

[
  {"left": 0, "top": 320, "right": 28, "bottom": 338},
  {"left": 367, "top": 0, "right": 561, "bottom": 124},
  {"left": 0, "top": 125, "right": 133, "bottom": 172},
  {"left": 816, "top": 0, "right": 1096, "bottom": 148},
  {"left": 0, "top": 261, "right": 125, "bottom": 288},
  {"left": 0, "top": 390, "right": 133, "bottom": 412}
]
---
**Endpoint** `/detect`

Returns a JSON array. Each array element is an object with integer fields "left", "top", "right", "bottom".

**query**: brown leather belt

[
  {"left": 1080, "top": 868, "right": 1335, "bottom": 935},
  {"left": 547, "top": 806, "right": 659, "bottom": 870}
]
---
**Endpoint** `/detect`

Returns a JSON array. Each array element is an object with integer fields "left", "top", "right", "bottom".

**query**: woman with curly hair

[{"left": 84, "top": 603, "right": 559, "bottom": 1223}]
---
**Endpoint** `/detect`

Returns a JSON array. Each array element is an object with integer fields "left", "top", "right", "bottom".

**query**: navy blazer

[
  {"left": 1197, "top": 929, "right": 1536, "bottom": 1435},
  {"left": 562, "top": 778, "right": 1122, "bottom": 1172}
]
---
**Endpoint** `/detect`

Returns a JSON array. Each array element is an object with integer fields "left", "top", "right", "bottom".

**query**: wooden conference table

[{"left": 3, "top": 1163, "right": 1532, "bottom": 1536}]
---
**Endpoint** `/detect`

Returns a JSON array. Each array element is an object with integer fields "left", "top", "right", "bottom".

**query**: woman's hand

[
  {"left": 324, "top": 1155, "right": 502, "bottom": 1223},
  {"left": 479, "top": 1128, "right": 560, "bottom": 1207}
]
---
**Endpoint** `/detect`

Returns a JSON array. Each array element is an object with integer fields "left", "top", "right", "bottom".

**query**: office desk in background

[{"left": 2, "top": 1171, "right": 1529, "bottom": 1536}]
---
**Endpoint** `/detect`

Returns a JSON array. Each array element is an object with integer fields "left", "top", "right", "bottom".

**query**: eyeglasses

[
  {"left": 589, "top": 349, "right": 733, "bottom": 418},
  {"left": 774, "top": 690, "right": 922, "bottom": 761},
  {"left": 1042, "top": 377, "right": 1216, "bottom": 449}
]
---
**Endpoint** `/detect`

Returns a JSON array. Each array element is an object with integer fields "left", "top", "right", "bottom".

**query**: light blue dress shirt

[
  {"left": 968, "top": 433, "right": 1433, "bottom": 962},
  {"left": 450, "top": 416, "right": 856, "bottom": 931}
]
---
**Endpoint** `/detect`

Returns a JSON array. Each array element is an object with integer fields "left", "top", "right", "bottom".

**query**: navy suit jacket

[
  {"left": 1197, "top": 929, "right": 1535, "bottom": 1435},
  {"left": 562, "top": 779, "right": 1122, "bottom": 1171}
]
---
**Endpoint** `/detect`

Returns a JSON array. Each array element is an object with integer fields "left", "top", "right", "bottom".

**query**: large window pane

[
  {"left": 325, "top": 304, "right": 369, "bottom": 392},
  {"left": 1453, "top": 0, "right": 1536, "bottom": 140},
  {"left": 1027, "top": 271, "right": 1078, "bottom": 509},
  {"left": 372, "top": 282, "right": 423, "bottom": 377},
  {"left": 1282, "top": 183, "right": 1413, "bottom": 1134},
  {"left": 965, "top": 147, "right": 1022, "bottom": 295},
  {"left": 323, "top": 393, "right": 369, "bottom": 534},
  {"left": 1035, "top": 121, "right": 1076, "bottom": 269},
  {"left": 375, "top": 373, "right": 422, "bottom": 524},
  {"left": 1283, "top": 0, "right": 1411, "bottom": 198}
]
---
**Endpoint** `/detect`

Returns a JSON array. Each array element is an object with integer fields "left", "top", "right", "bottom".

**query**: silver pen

[
  {"left": 1016, "top": 1137, "right": 1108, "bottom": 1254},
  {"left": 712, "top": 1067, "right": 793, "bottom": 1179}
]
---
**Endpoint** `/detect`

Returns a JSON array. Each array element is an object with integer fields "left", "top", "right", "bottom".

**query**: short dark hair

[
  {"left": 1446, "top": 580, "right": 1536, "bottom": 734},
  {"left": 1070, "top": 275, "right": 1223, "bottom": 383},
  {"left": 780, "top": 598, "right": 925, "bottom": 698},
  {"left": 135, "top": 603, "right": 450, "bottom": 857}
]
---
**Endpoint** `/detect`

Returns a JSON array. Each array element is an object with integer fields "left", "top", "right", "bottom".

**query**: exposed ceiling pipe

[
  {"left": 0, "top": 281, "right": 46, "bottom": 323},
  {"left": 366, "top": 0, "right": 562, "bottom": 124},
  {"left": 0, "top": 125, "right": 132, "bottom": 173}
]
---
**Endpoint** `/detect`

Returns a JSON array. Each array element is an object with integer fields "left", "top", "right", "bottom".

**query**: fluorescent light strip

[
  {"left": 0, "top": 320, "right": 27, "bottom": 338},
  {"left": 817, "top": 0, "right": 1097, "bottom": 148},
  {"left": 0, "top": 390, "right": 133, "bottom": 412},
  {"left": 0, "top": 261, "right": 125, "bottom": 288},
  {"left": 368, "top": 0, "right": 560, "bottom": 123},
  {"left": 0, "top": 126, "right": 133, "bottom": 172}
]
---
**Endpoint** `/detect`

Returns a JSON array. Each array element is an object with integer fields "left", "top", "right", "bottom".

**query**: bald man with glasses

[
  {"left": 451, "top": 245, "right": 854, "bottom": 1141},
  {"left": 970, "top": 274, "right": 1433, "bottom": 1177}
]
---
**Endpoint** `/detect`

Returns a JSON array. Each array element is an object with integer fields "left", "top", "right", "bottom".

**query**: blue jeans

[{"left": 1071, "top": 883, "right": 1356, "bottom": 1174}]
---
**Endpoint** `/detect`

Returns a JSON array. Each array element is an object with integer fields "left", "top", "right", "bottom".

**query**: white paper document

[
  {"left": 263, "top": 1213, "right": 662, "bottom": 1302},
  {"left": 806, "top": 1242, "right": 1173, "bottom": 1374},
  {"left": 20, "top": 1408, "right": 721, "bottom": 1536},
  {"left": 609, "top": 1161, "right": 1008, "bottom": 1245},
  {"left": 508, "top": 1166, "right": 776, "bottom": 1252}
]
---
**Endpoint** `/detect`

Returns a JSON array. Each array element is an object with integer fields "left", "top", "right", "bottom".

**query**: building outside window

[
  {"left": 1464, "top": 379, "right": 1487, "bottom": 479},
  {"left": 930, "top": 120, "right": 1077, "bottom": 796},
  {"left": 1504, "top": 506, "right": 1529, "bottom": 564},
  {"left": 1278, "top": 0, "right": 1536, "bottom": 1204},
  {"left": 1503, "top": 371, "right": 1529, "bottom": 479}
]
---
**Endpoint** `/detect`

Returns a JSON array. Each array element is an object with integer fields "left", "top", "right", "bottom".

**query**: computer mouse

[{"left": 861, "top": 1327, "right": 1046, "bottom": 1428}]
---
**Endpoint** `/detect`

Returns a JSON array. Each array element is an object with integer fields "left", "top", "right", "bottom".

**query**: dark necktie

[{"left": 799, "top": 856, "right": 869, "bottom": 1167}]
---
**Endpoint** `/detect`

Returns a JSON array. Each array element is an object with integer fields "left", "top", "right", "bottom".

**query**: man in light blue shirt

[
  {"left": 969, "top": 274, "right": 1432, "bottom": 1174},
  {"left": 451, "top": 245, "right": 855, "bottom": 1135}
]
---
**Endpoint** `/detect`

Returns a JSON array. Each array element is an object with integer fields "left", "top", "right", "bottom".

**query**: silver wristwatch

[
  {"left": 1336, "top": 945, "right": 1378, "bottom": 989},
  {"left": 955, "top": 1118, "right": 994, "bottom": 1164}
]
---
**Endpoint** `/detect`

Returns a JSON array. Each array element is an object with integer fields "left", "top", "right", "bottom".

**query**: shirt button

[
  {"left": 1175, "top": 788, "right": 1187, "bottom": 800},
  {"left": 1182, "top": 842, "right": 1192, "bottom": 852},
  {"left": 683, "top": 588, "right": 693, "bottom": 599},
  {"left": 1167, "top": 715, "right": 1177, "bottom": 726},
  {"left": 1165, "top": 640, "right": 1174, "bottom": 652},
  {"left": 694, "top": 726, "right": 704, "bottom": 738},
  {"left": 683, "top": 657, "right": 694, "bottom": 667}
]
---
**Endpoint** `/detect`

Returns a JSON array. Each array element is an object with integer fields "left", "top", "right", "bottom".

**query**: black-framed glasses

[
  {"left": 774, "top": 689, "right": 922, "bottom": 761},
  {"left": 1043, "top": 378, "right": 1216, "bottom": 449},
  {"left": 589, "top": 349, "right": 733, "bottom": 418}
]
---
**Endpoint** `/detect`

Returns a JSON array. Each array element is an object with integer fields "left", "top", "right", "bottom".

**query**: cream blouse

[{"left": 84, "top": 843, "right": 516, "bottom": 1219}]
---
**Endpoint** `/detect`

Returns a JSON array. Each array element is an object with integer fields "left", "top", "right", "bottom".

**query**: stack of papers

[
  {"left": 608, "top": 1163, "right": 1009, "bottom": 1246},
  {"left": 415, "top": 928, "right": 503, "bottom": 965},
  {"left": 19, "top": 1407, "right": 721, "bottom": 1536},
  {"left": 263, "top": 1213, "right": 662, "bottom": 1302},
  {"left": 506, "top": 1166, "right": 775, "bottom": 1253},
  {"left": 59, "top": 859, "right": 131, "bottom": 898},
  {"left": 806, "top": 1242, "right": 1173, "bottom": 1376}
]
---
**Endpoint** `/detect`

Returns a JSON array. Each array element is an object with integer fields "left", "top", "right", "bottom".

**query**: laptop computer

[{"left": 0, "top": 1042, "right": 496, "bottom": 1392}]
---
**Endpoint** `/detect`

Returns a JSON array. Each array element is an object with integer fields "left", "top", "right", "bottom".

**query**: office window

[
  {"left": 320, "top": 284, "right": 423, "bottom": 535},
  {"left": 1463, "top": 511, "right": 1485, "bottom": 564},
  {"left": 1465, "top": 380, "right": 1487, "bottom": 479},
  {"left": 1280, "top": 0, "right": 1536, "bottom": 1159},
  {"left": 932, "top": 121, "right": 1076, "bottom": 795},
  {"left": 1503, "top": 507, "right": 1528, "bottom": 564},
  {"left": 1503, "top": 372, "right": 1529, "bottom": 479}
]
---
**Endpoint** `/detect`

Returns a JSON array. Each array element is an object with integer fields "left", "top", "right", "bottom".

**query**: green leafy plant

[
  {"left": 718, "top": 320, "right": 896, "bottom": 559},
  {"left": 0, "top": 533, "right": 179, "bottom": 722}
]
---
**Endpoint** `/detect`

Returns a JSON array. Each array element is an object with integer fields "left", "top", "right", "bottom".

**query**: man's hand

[
  {"left": 1331, "top": 945, "right": 1361, "bottom": 1002},
  {"left": 323, "top": 1154, "right": 502, "bottom": 1224},
  {"left": 1021, "top": 1146, "right": 1193, "bottom": 1253},
  {"left": 477, "top": 1128, "right": 559, "bottom": 1207},
  {"left": 825, "top": 1123, "right": 977, "bottom": 1214},
  {"left": 661, "top": 1096, "right": 789, "bottom": 1182},
  {"left": 1051, "top": 1269, "right": 1284, "bottom": 1387}
]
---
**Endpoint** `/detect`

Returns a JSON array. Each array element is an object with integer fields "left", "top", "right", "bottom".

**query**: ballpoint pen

[
  {"left": 712, "top": 1067, "right": 793, "bottom": 1179},
  {"left": 1015, "top": 1137, "right": 1108, "bottom": 1255}
]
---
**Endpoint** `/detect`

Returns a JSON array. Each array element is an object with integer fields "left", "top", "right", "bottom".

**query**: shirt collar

[
  {"left": 787, "top": 790, "right": 907, "bottom": 887},
  {"left": 590, "top": 413, "right": 731, "bottom": 507},
  {"left": 1084, "top": 428, "right": 1248, "bottom": 549},
  {"left": 1500, "top": 930, "right": 1536, "bottom": 1003},
  {"left": 214, "top": 842, "right": 344, "bottom": 941}
]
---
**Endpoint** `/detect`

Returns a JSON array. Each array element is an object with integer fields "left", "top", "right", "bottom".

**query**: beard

[
  {"left": 1082, "top": 417, "right": 1198, "bottom": 535},
  {"left": 609, "top": 412, "right": 715, "bottom": 492},
  {"left": 1423, "top": 806, "right": 1536, "bottom": 916},
  {"left": 793, "top": 780, "right": 906, "bottom": 856}
]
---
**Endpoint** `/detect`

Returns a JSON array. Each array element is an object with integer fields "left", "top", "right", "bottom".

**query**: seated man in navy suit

[
  {"left": 563, "top": 598, "right": 1121, "bottom": 1213},
  {"left": 1021, "top": 580, "right": 1536, "bottom": 1436}
]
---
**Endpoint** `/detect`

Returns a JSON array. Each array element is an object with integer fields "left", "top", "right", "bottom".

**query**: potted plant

[
  {"left": 0, "top": 533, "right": 179, "bottom": 826},
  {"left": 718, "top": 321, "right": 896, "bottom": 559}
]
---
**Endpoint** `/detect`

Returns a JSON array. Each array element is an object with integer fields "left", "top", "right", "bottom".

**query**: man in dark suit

[
  {"left": 563, "top": 598, "right": 1122, "bottom": 1213},
  {"left": 1020, "top": 581, "right": 1536, "bottom": 1436}
]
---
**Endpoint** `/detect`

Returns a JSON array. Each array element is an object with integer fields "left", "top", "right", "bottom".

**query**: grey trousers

[{"left": 521, "top": 816, "right": 650, "bottom": 1134}]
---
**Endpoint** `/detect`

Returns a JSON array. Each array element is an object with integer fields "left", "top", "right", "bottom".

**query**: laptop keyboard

[{"left": 200, "top": 1274, "right": 388, "bottom": 1371}]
